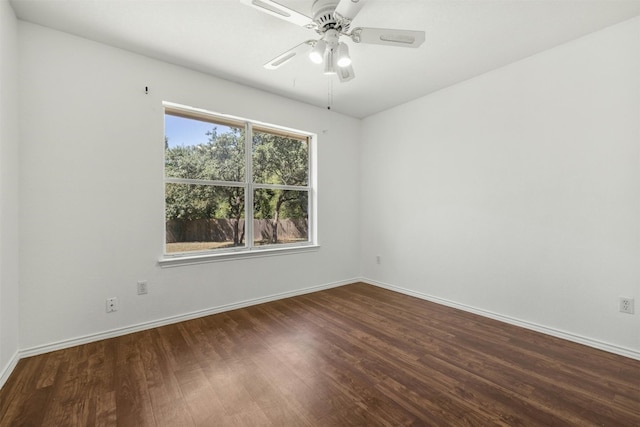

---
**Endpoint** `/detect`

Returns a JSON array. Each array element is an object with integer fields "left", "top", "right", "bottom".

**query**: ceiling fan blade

[
  {"left": 240, "top": 0, "right": 315, "bottom": 28},
  {"left": 337, "top": 64, "right": 355, "bottom": 82},
  {"left": 351, "top": 27, "right": 425, "bottom": 48},
  {"left": 264, "top": 40, "right": 314, "bottom": 69},
  {"left": 334, "top": 0, "right": 366, "bottom": 22}
]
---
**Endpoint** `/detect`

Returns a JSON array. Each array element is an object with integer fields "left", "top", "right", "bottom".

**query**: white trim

[
  {"left": 165, "top": 177, "right": 245, "bottom": 187},
  {"left": 253, "top": 183, "right": 311, "bottom": 192},
  {"left": 0, "top": 350, "right": 20, "bottom": 391},
  {"left": 362, "top": 278, "right": 640, "bottom": 361},
  {"left": 163, "top": 101, "right": 315, "bottom": 139},
  {"left": 19, "top": 277, "right": 356, "bottom": 359},
  {"left": 159, "top": 243, "right": 320, "bottom": 267},
  {"left": 309, "top": 133, "right": 318, "bottom": 244},
  {"left": 245, "top": 121, "right": 254, "bottom": 251}
]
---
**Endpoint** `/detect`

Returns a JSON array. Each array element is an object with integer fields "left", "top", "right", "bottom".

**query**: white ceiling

[{"left": 10, "top": 0, "right": 640, "bottom": 118}]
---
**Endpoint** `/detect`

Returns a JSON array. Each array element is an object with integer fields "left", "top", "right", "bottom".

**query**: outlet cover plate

[
  {"left": 619, "top": 297, "right": 634, "bottom": 314},
  {"left": 106, "top": 297, "right": 118, "bottom": 313},
  {"left": 137, "top": 280, "right": 148, "bottom": 295}
]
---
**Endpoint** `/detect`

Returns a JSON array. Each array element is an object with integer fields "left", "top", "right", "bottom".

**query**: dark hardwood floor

[{"left": 1, "top": 282, "right": 638, "bottom": 426}]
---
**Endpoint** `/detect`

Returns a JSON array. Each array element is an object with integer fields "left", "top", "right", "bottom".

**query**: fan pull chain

[{"left": 327, "top": 77, "right": 333, "bottom": 110}]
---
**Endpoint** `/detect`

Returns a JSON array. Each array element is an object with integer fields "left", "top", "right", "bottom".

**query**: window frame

[{"left": 160, "top": 102, "right": 317, "bottom": 266}]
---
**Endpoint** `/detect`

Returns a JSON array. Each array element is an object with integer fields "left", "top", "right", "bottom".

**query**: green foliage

[
  {"left": 253, "top": 132, "right": 308, "bottom": 186},
  {"left": 281, "top": 190, "right": 308, "bottom": 219},
  {"left": 165, "top": 183, "right": 218, "bottom": 221},
  {"left": 253, "top": 189, "right": 308, "bottom": 220}
]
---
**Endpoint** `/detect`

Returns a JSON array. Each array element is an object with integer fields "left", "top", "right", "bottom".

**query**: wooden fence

[{"left": 166, "top": 218, "right": 308, "bottom": 243}]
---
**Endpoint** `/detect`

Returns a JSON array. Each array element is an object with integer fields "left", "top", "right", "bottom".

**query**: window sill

[{"left": 158, "top": 244, "right": 320, "bottom": 268}]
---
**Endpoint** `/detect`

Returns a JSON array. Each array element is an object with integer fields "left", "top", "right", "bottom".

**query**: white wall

[
  {"left": 0, "top": 0, "right": 20, "bottom": 384},
  {"left": 361, "top": 17, "right": 640, "bottom": 356},
  {"left": 18, "top": 22, "right": 360, "bottom": 350}
]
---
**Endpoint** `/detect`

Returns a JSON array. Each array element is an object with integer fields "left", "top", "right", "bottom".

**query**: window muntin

[{"left": 164, "top": 105, "right": 313, "bottom": 256}]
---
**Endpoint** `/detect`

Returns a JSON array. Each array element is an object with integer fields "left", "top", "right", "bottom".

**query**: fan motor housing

[{"left": 312, "top": 0, "right": 349, "bottom": 32}]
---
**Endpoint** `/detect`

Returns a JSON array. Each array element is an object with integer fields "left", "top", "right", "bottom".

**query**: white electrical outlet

[
  {"left": 137, "top": 280, "right": 148, "bottom": 295},
  {"left": 106, "top": 297, "right": 118, "bottom": 313},
  {"left": 376, "top": 255, "right": 381, "bottom": 265},
  {"left": 619, "top": 297, "right": 634, "bottom": 314}
]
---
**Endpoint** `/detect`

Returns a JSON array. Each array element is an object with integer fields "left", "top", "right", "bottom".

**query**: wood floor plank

[
  {"left": 174, "top": 365, "right": 226, "bottom": 426},
  {"left": 1, "top": 282, "right": 638, "bottom": 426},
  {"left": 113, "top": 333, "right": 157, "bottom": 427},
  {"left": 93, "top": 390, "right": 117, "bottom": 427}
]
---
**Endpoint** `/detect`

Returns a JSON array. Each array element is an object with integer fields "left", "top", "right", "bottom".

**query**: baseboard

[
  {"left": 19, "top": 278, "right": 357, "bottom": 359},
  {"left": 0, "top": 350, "right": 20, "bottom": 391},
  {"left": 14, "top": 276, "right": 638, "bottom": 373},
  {"left": 362, "top": 278, "right": 640, "bottom": 361}
]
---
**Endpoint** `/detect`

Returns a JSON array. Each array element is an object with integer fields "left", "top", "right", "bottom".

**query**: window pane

[
  {"left": 165, "top": 114, "right": 245, "bottom": 182},
  {"left": 253, "top": 189, "right": 308, "bottom": 246},
  {"left": 165, "top": 183, "right": 246, "bottom": 253},
  {"left": 252, "top": 130, "right": 308, "bottom": 186}
]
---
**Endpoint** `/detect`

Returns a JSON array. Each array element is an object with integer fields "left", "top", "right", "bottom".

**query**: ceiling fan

[{"left": 241, "top": 0, "right": 426, "bottom": 82}]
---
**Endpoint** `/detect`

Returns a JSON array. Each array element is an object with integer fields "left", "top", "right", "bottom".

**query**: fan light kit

[{"left": 241, "top": 0, "right": 426, "bottom": 82}]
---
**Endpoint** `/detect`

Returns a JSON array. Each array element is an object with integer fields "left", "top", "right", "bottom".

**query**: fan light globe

[
  {"left": 336, "top": 42, "right": 351, "bottom": 67},
  {"left": 309, "top": 40, "right": 326, "bottom": 64},
  {"left": 323, "top": 49, "right": 336, "bottom": 75}
]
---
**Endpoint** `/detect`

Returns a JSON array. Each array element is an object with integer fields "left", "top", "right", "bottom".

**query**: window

[{"left": 163, "top": 103, "right": 314, "bottom": 258}]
